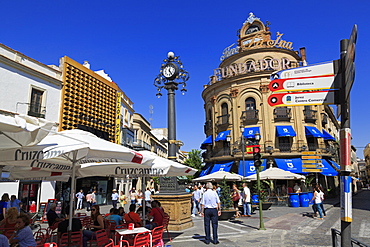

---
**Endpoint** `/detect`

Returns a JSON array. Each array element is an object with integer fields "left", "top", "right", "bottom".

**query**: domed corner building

[{"left": 200, "top": 13, "right": 340, "bottom": 196}]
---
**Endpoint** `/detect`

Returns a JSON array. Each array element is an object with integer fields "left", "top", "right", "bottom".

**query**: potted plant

[
  {"left": 218, "top": 177, "right": 236, "bottom": 220},
  {"left": 252, "top": 182, "right": 273, "bottom": 210}
]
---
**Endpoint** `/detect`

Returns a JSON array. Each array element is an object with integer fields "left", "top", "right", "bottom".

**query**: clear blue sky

[{"left": 2, "top": 1, "right": 369, "bottom": 158}]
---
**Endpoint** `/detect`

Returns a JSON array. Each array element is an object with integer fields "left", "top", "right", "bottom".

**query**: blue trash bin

[
  {"left": 307, "top": 192, "right": 314, "bottom": 205},
  {"left": 288, "top": 193, "right": 300, "bottom": 207},
  {"left": 299, "top": 192, "right": 310, "bottom": 207},
  {"left": 252, "top": 194, "right": 259, "bottom": 204}
]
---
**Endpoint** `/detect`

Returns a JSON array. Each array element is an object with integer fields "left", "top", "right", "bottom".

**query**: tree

[{"left": 184, "top": 149, "right": 203, "bottom": 170}]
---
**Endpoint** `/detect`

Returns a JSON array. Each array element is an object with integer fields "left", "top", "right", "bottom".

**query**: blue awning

[
  {"left": 238, "top": 160, "right": 267, "bottom": 177},
  {"left": 322, "top": 130, "right": 336, "bottom": 141},
  {"left": 276, "top": 126, "right": 296, "bottom": 137},
  {"left": 320, "top": 159, "right": 339, "bottom": 176},
  {"left": 305, "top": 126, "right": 324, "bottom": 138},
  {"left": 209, "top": 161, "right": 234, "bottom": 174},
  {"left": 199, "top": 163, "right": 213, "bottom": 177},
  {"left": 275, "top": 158, "right": 307, "bottom": 174},
  {"left": 326, "top": 159, "right": 340, "bottom": 170},
  {"left": 243, "top": 127, "right": 260, "bottom": 139},
  {"left": 215, "top": 130, "right": 231, "bottom": 142},
  {"left": 200, "top": 135, "right": 213, "bottom": 149}
]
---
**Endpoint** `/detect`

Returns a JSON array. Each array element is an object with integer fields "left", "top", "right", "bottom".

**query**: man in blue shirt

[
  {"left": 111, "top": 189, "right": 119, "bottom": 209},
  {"left": 8, "top": 195, "right": 21, "bottom": 212},
  {"left": 200, "top": 182, "right": 221, "bottom": 245}
]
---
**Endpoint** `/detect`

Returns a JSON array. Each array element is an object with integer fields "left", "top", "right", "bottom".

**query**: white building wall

[
  {"left": 39, "top": 181, "right": 56, "bottom": 202},
  {"left": 0, "top": 44, "right": 62, "bottom": 122},
  {"left": 0, "top": 182, "right": 19, "bottom": 197}
]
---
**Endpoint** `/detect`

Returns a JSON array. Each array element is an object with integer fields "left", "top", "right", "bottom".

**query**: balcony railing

[
  {"left": 304, "top": 109, "right": 317, "bottom": 123},
  {"left": 241, "top": 110, "right": 259, "bottom": 124},
  {"left": 28, "top": 104, "right": 46, "bottom": 118},
  {"left": 274, "top": 107, "right": 291, "bottom": 122},
  {"left": 211, "top": 147, "right": 231, "bottom": 157},
  {"left": 216, "top": 114, "right": 230, "bottom": 127},
  {"left": 321, "top": 113, "right": 328, "bottom": 126}
]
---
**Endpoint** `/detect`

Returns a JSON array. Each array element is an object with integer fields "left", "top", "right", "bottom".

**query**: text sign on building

[{"left": 268, "top": 90, "right": 336, "bottom": 107}]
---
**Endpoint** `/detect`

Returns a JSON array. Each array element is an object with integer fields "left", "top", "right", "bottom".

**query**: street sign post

[
  {"left": 268, "top": 90, "right": 336, "bottom": 107},
  {"left": 270, "top": 62, "right": 334, "bottom": 80},
  {"left": 269, "top": 74, "right": 336, "bottom": 92}
]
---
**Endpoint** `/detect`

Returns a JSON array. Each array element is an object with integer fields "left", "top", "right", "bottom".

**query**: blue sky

[{"left": 2, "top": 1, "right": 369, "bottom": 158}]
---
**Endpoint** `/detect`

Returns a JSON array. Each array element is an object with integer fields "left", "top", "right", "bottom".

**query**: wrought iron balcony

[
  {"left": 216, "top": 114, "right": 230, "bottom": 128},
  {"left": 241, "top": 110, "right": 259, "bottom": 124},
  {"left": 321, "top": 113, "right": 328, "bottom": 126},
  {"left": 211, "top": 147, "right": 231, "bottom": 157},
  {"left": 132, "top": 139, "right": 151, "bottom": 151},
  {"left": 304, "top": 109, "right": 317, "bottom": 123},
  {"left": 28, "top": 104, "right": 46, "bottom": 118},
  {"left": 274, "top": 107, "right": 291, "bottom": 122}
]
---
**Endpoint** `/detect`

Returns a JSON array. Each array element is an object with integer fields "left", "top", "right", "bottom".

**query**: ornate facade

[{"left": 201, "top": 14, "right": 340, "bottom": 188}]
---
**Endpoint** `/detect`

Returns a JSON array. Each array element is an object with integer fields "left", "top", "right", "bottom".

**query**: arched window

[
  {"left": 245, "top": 98, "right": 256, "bottom": 110},
  {"left": 220, "top": 103, "right": 229, "bottom": 125},
  {"left": 208, "top": 109, "right": 212, "bottom": 121}
]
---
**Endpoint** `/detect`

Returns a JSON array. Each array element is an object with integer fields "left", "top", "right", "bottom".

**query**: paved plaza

[{"left": 157, "top": 189, "right": 370, "bottom": 247}]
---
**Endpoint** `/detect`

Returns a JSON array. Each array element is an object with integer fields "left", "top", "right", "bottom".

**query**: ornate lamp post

[
  {"left": 253, "top": 131, "right": 266, "bottom": 230},
  {"left": 240, "top": 126, "right": 246, "bottom": 177},
  {"left": 154, "top": 52, "right": 189, "bottom": 160}
]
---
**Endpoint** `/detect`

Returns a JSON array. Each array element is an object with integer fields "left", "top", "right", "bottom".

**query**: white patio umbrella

[
  {"left": 0, "top": 114, "right": 55, "bottom": 149},
  {"left": 244, "top": 167, "right": 306, "bottom": 181},
  {"left": 0, "top": 129, "right": 155, "bottom": 231},
  {"left": 0, "top": 114, "right": 56, "bottom": 176},
  {"left": 193, "top": 171, "right": 243, "bottom": 182},
  {"left": 78, "top": 150, "right": 197, "bottom": 177}
]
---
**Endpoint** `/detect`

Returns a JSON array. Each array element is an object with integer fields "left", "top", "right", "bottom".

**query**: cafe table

[{"left": 116, "top": 227, "right": 152, "bottom": 247}]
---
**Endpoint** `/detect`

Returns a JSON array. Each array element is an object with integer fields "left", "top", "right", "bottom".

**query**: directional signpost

[
  {"left": 301, "top": 151, "right": 322, "bottom": 173},
  {"left": 267, "top": 25, "right": 358, "bottom": 246}
]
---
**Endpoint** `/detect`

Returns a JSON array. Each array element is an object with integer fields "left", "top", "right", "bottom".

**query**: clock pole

[{"left": 154, "top": 52, "right": 189, "bottom": 161}]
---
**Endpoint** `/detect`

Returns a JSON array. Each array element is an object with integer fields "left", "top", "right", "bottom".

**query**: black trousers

[{"left": 204, "top": 208, "right": 218, "bottom": 243}]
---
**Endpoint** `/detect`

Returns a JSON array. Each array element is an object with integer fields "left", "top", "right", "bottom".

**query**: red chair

[
  {"left": 104, "top": 239, "right": 115, "bottom": 247},
  {"left": 3, "top": 229, "right": 14, "bottom": 239},
  {"left": 33, "top": 230, "right": 46, "bottom": 245},
  {"left": 119, "top": 232, "right": 151, "bottom": 247},
  {"left": 82, "top": 217, "right": 92, "bottom": 228},
  {"left": 151, "top": 225, "right": 164, "bottom": 247},
  {"left": 105, "top": 220, "right": 117, "bottom": 238},
  {"left": 162, "top": 213, "right": 171, "bottom": 242},
  {"left": 88, "top": 229, "right": 109, "bottom": 247},
  {"left": 59, "top": 231, "right": 82, "bottom": 247}
]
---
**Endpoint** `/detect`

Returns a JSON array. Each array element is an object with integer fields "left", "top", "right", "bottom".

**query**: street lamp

[
  {"left": 240, "top": 126, "right": 246, "bottom": 177},
  {"left": 154, "top": 52, "right": 189, "bottom": 160},
  {"left": 253, "top": 131, "right": 266, "bottom": 230}
]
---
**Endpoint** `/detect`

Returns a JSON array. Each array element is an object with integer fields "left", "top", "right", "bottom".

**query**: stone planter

[{"left": 219, "top": 210, "right": 236, "bottom": 220}]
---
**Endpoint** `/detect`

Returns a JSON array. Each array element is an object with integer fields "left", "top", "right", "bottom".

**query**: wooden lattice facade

[{"left": 59, "top": 56, "right": 119, "bottom": 142}]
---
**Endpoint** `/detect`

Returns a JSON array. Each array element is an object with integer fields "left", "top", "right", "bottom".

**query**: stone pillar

[{"left": 153, "top": 193, "right": 193, "bottom": 231}]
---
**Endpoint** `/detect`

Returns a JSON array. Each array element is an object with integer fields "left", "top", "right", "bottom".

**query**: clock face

[{"left": 162, "top": 63, "right": 178, "bottom": 79}]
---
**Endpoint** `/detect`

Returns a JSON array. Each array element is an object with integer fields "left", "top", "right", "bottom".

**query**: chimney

[
  {"left": 83, "top": 61, "right": 90, "bottom": 69},
  {"left": 299, "top": 47, "right": 307, "bottom": 66}
]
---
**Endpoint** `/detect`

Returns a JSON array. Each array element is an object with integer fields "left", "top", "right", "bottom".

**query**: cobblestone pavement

[{"left": 160, "top": 189, "right": 370, "bottom": 247}]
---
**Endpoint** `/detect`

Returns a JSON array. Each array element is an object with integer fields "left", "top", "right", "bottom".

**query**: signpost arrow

[
  {"left": 270, "top": 62, "right": 334, "bottom": 81},
  {"left": 344, "top": 24, "right": 357, "bottom": 101},
  {"left": 268, "top": 90, "right": 336, "bottom": 107},
  {"left": 269, "top": 74, "right": 336, "bottom": 92}
]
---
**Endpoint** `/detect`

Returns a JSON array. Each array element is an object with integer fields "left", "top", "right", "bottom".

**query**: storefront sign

[
  {"left": 116, "top": 92, "right": 122, "bottom": 144},
  {"left": 114, "top": 166, "right": 165, "bottom": 176},
  {"left": 242, "top": 32, "right": 293, "bottom": 50},
  {"left": 220, "top": 43, "right": 239, "bottom": 61},
  {"left": 213, "top": 58, "right": 292, "bottom": 81}
]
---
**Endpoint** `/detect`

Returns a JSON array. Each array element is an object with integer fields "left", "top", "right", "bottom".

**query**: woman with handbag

[{"left": 231, "top": 184, "right": 241, "bottom": 218}]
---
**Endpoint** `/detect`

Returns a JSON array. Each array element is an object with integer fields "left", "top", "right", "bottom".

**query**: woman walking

[
  {"left": 310, "top": 187, "right": 324, "bottom": 220},
  {"left": 231, "top": 184, "right": 241, "bottom": 218}
]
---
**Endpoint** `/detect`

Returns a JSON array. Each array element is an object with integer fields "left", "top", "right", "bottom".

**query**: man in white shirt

[
  {"left": 200, "top": 182, "right": 221, "bottom": 245},
  {"left": 144, "top": 188, "right": 152, "bottom": 207},
  {"left": 242, "top": 183, "right": 251, "bottom": 217},
  {"left": 192, "top": 185, "right": 202, "bottom": 216},
  {"left": 111, "top": 189, "right": 119, "bottom": 209}
]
